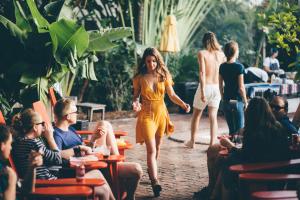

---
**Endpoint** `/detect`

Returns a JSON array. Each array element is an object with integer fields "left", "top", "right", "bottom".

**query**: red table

[
  {"left": 97, "top": 154, "right": 125, "bottom": 200},
  {"left": 31, "top": 186, "right": 93, "bottom": 199}
]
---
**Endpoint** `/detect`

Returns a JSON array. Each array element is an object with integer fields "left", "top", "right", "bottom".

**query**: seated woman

[
  {"left": 0, "top": 124, "right": 42, "bottom": 200},
  {"left": 53, "top": 98, "right": 142, "bottom": 200},
  {"left": 12, "top": 109, "right": 115, "bottom": 200},
  {"left": 196, "top": 97, "right": 291, "bottom": 200}
]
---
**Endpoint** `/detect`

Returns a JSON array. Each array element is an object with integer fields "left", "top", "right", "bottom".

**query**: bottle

[{"left": 76, "top": 164, "right": 85, "bottom": 182}]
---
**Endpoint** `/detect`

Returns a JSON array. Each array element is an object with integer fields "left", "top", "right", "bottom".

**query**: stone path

[{"left": 109, "top": 113, "right": 229, "bottom": 200}]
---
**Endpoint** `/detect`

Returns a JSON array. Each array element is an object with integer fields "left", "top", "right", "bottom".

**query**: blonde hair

[
  {"left": 202, "top": 32, "right": 221, "bottom": 51},
  {"left": 135, "top": 47, "right": 171, "bottom": 82},
  {"left": 224, "top": 41, "right": 239, "bottom": 61},
  {"left": 54, "top": 98, "right": 74, "bottom": 120},
  {"left": 12, "top": 109, "right": 43, "bottom": 135}
]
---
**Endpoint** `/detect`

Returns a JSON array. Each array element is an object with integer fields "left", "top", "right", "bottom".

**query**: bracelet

[{"left": 73, "top": 146, "right": 81, "bottom": 157}]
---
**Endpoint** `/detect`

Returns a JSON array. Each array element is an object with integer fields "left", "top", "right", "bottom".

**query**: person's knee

[
  {"left": 95, "top": 184, "right": 111, "bottom": 200},
  {"left": 133, "top": 163, "right": 143, "bottom": 179},
  {"left": 207, "top": 144, "right": 222, "bottom": 159}
]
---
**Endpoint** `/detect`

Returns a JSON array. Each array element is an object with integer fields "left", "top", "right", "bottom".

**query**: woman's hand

[
  {"left": 132, "top": 101, "right": 141, "bottom": 112},
  {"left": 29, "top": 151, "right": 43, "bottom": 168},
  {"left": 201, "top": 93, "right": 207, "bottom": 103},
  {"left": 182, "top": 103, "right": 191, "bottom": 113},
  {"left": 93, "top": 126, "right": 106, "bottom": 140},
  {"left": 43, "top": 123, "right": 54, "bottom": 140},
  {"left": 79, "top": 145, "right": 93, "bottom": 155},
  {"left": 220, "top": 137, "right": 235, "bottom": 150}
]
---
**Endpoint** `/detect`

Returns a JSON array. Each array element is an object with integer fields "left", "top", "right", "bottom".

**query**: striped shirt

[{"left": 12, "top": 136, "right": 62, "bottom": 180}]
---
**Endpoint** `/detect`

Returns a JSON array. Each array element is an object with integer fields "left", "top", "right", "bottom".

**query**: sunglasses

[
  {"left": 36, "top": 122, "right": 45, "bottom": 126},
  {"left": 270, "top": 104, "right": 285, "bottom": 111}
]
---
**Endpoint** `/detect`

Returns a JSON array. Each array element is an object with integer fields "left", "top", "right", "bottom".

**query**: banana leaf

[
  {"left": 0, "top": 15, "right": 26, "bottom": 43},
  {"left": 26, "top": 0, "right": 49, "bottom": 33}
]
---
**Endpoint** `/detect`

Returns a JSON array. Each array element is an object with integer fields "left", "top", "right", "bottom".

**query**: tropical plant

[
  {"left": 0, "top": 0, "right": 132, "bottom": 115},
  {"left": 141, "top": 0, "right": 217, "bottom": 49}
]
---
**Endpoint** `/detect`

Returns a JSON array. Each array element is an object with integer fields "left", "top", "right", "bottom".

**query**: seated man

[
  {"left": 53, "top": 98, "right": 142, "bottom": 200},
  {"left": 263, "top": 48, "right": 285, "bottom": 78},
  {"left": 270, "top": 96, "right": 299, "bottom": 136},
  {"left": 243, "top": 63, "right": 268, "bottom": 83}
]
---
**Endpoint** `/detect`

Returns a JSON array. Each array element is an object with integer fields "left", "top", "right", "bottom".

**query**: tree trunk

[{"left": 78, "top": 79, "right": 89, "bottom": 102}]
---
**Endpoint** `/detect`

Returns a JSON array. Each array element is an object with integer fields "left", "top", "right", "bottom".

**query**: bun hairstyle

[
  {"left": 54, "top": 98, "right": 74, "bottom": 120},
  {"left": 0, "top": 125, "right": 11, "bottom": 143},
  {"left": 12, "top": 109, "right": 43, "bottom": 136}
]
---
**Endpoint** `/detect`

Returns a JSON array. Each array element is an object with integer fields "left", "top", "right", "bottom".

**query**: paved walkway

[{"left": 109, "top": 113, "right": 229, "bottom": 200}]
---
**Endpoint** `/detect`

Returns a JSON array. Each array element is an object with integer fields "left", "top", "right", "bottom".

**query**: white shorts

[{"left": 193, "top": 84, "right": 221, "bottom": 110}]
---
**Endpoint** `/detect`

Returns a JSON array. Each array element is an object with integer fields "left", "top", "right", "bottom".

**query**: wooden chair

[
  {"left": 229, "top": 159, "right": 300, "bottom": 200},
  {"left": 251, "top": 190, "right": 298, "bottom": 200},
  {"left": 0, "top": 110, "right": 5, "bottom": 124}
]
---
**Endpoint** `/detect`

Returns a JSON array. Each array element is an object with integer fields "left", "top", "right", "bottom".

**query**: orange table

[
  {"left": 70, "top": 160, "right": 108, "bottom": 170},
  {"left": 114, "top": 130, "right": 128, "bottom": 138},
  {"left": 117, "top": 140, "right": 133, "bottom": 156},
  {"left": 36, "top": 178, "right": 105, "bottom": 187},
  {"left": 97, "top": 154, "right": 125, "bottom": 200},
  {"left": 30, "top": 186, "right": 92, "bottom": 199}
]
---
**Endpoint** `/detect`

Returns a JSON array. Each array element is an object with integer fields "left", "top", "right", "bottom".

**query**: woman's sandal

[
  {"left": 151, "top": 179, "right": 162, "bottom": 197},
  {"left": 147, "top": 169, "right": 162, "bottom": 197}
]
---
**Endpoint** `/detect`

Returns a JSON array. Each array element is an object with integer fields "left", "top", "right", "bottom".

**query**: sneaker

[{"left": 184, "top": 140, "right": 194, "bottom": 148}]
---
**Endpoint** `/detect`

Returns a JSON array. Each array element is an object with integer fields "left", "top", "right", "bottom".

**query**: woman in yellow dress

[{"left": 133, "top": 47, "right": 190, "bottom": 197}]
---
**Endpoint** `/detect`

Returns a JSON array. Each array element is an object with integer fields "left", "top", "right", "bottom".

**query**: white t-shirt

[
  {"left": 263, "top": 57, "right": 280, "bottom": 71},
  {"left": 245, "top": 67, "right": 268, "bottom": 82}
]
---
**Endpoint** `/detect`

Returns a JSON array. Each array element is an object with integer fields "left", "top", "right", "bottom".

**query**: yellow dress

[{"left": 133, "top": 75, "right": 174, "bottom": 144}]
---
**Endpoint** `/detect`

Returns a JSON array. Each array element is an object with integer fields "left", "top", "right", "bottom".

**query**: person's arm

[
  {"left": 238, "top": 74, "right": 248, "bottom": 107},
  {"left": 219, "top": 74, "right": 224, "bottom": 99},
  {"left": 165, "top": 85, "right": 190, "bottom": 113},
  {"left": 42, "top": 123, "right": 59, "bottom": 151},
  {"left": 21, "top": 151, "right": 43, "bottom": 193},
  {"left": 132, "top": 76, "right": 141, "bottom": 112},
  {"left": 198, "top": 51, "right": 206, "bottom": 102},
  {"left": 3, "top": 167, "right": 17, "bottom": 200}
]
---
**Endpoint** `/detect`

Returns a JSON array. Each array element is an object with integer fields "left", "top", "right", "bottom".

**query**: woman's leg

[
  {"left": 85, "top": 169, "right": 115, "bottom": 200},
  {"left": 223, "top": 101, "right": 235, "bottom": 136},
  {"left": 235, "top": 101, "right": 245, "bottom": 132},
  {"left": 186, "top": 108, "right": 204, "bottom": 148},
  {"left": 155, "top": 134, "right": 163, "bottom": 160},
  {"left": 144, "top": 138, "right": 157, "bottom": 181},
  {"left": 118, "top": 162, "right": 143, "bottom": 200},
  {"left": 208, "top": 106, "right": 218, "bottom": 146}
]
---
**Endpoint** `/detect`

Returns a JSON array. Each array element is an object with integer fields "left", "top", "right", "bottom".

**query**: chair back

[
  {"left": 49, "top": 87, "right": 57, "bottom": 107},
  {"left": 0, "top": 111, "right": 5, "bottom": 124},
  {"left": 32, "top": 101, "right": 51, "bottom": 126}
]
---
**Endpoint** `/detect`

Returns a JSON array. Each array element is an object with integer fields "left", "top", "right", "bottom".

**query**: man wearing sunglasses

[{"left": 270, "top": 96, "right": 299, "bottom": 136}]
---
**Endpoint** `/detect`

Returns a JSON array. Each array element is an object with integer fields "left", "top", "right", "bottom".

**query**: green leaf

[
  {"left": 0, "top": 15, "right": 26, "bottom": 42},
  {"left": 26, "top": 0, "right": 49, "bottom": 33},
  {"left": 88, "top": 28, "right": 132, "bottom": 51},
  {"left": 19, "top": 73, "right": 39, "bottom": 84},
  {"left": 14, "top": 0, "right": 32, "bottom": 32},
  {"left": 44, "top": 0, "right": 65, "bottom": 21},
  {"left": 49, "top": 19, "right": 89, "bottom": 65}
]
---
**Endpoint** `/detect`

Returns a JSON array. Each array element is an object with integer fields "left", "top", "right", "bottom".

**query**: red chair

[
  {"left": 229, "top": 159, "right": 300, "bottom": 199},
  {"left": 0, "top": 111, "right": 5, "bottom": 124},
  {"left": 251, "top": 190, "right": 298, "bottom": 200}
]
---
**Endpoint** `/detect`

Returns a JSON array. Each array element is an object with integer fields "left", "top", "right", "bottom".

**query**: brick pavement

[{"left": 110, "top": 113, "right": 229, "bottom": 200}]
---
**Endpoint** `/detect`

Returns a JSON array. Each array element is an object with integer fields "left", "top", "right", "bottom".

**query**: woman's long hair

[
  {"left": 202, "top": 31, "right": 221, "bottom": 51},
  {"left": 135, "top": 47, "right": 171, "bottom": 82}
]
